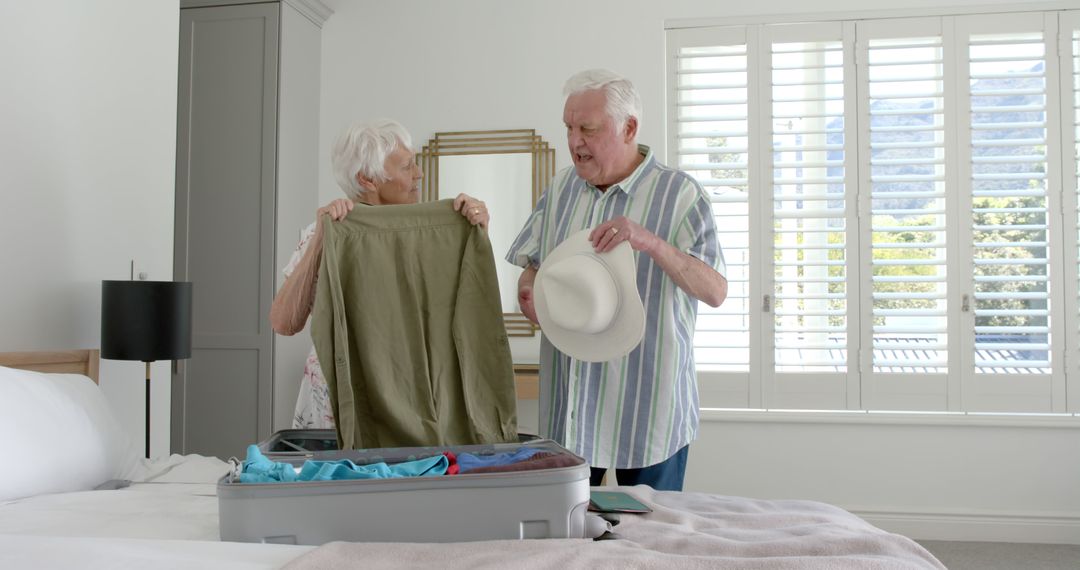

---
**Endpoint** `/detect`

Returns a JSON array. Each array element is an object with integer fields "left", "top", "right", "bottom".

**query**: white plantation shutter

[
  {"left": 769, "top": 34, "right": 849, "bottom": 374},
  {"left": 761, "top": 22, "right": 857, "bottom": 410},
  {"left": 962, "top": 23, "right": 1053, "bottom": 379},
  {"left": 865, "top": 35, "right": 948, "bottom": 374},
  {"left": 856, "top": 18, "right": 952, "bottom": 411},
  {"left": 669, "top": 28, "right": 752, "bottom": 380},
  {"left": 957, "top": 12, "right": 1063, "bottom": 411}
]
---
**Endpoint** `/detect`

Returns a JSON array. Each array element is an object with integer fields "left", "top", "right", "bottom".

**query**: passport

[{"left": 589, "top": 490, "right": 653, "bottom": 514}]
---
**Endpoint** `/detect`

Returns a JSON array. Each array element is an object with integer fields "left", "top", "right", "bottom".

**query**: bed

[{"left": 0, "top": 350, "right": 945, "bottom": 569}]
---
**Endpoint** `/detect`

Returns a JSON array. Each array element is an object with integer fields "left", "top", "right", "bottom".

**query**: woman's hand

[
  {"left": 453, "top": 193, "right": 489, "bottom": 229},
  {"left": 314, "top": 198, "right": 355, "bottom": 237},
  {"left": 317, "top": 198, "right": 355, "bottom": 223}
]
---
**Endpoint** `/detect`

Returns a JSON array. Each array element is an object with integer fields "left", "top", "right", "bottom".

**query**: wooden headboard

[{"left": 0, "top": 349, "right": 100, "bottom": 383}]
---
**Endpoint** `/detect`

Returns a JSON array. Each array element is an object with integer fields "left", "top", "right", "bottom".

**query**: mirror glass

[
  {"left": 439, "top": 153, "right": 533, "bottom": 313},
  {"left": 419, "top": 130, "right": 554, "bottom": 337}
]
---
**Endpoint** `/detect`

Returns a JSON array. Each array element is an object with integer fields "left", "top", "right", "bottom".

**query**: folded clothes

[
  {"left": 239, "top": 445, "right": 449, "bottom": 483},
  {"left": 456, "top": 447, "right": 543, "bottom": 473},
  {"left": 462, "top": 452, "right": 581, "bottom": 474}
]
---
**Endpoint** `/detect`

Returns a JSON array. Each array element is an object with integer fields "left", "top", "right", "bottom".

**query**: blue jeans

[{"left": 589, "top": 445, "right": 689, "bottom": 491}]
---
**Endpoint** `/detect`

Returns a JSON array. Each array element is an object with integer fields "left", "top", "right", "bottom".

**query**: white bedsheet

[
  {"left": 0, "top": 453, "right": 313, "bottom": 568},
  {"left": 0, "top": 535, "right": 309, "bottom": 570},
  {"left": 0, "top": 480, "right": 220, "bottom": 540},
  {"left": 0, "top": 453, "right": 944, "bottom": 569},
  {"left": 0, "top": 454, "right": 230, "bottom": 540},
  {"left": 285, "top": 486, "right": 947, "bottom": 570}
]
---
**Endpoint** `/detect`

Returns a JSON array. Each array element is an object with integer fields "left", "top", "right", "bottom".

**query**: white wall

[
  {"left": 0, "top": 0, "right": 180, "bottom": 457},
  {"left": 316, "top": 0, "right": 1051, "bottom": 206},
  {"left": 688, "top": 412, "right": 1080, "bottom": 544},
  {"left": 273, "top": 2, "right": 325, "bottom": 432},
  {"left": 320, "top": 0, "right": 1080, "bottom": 543}
]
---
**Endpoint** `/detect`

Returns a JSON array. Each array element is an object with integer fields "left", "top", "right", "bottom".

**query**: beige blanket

[{"left": 284, "top": 486, "right": 945, "bottom": 569}]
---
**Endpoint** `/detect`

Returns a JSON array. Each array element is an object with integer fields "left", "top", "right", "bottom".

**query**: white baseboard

[{"left": 854, "top": 508, "right": 1080, "bottom": 545}]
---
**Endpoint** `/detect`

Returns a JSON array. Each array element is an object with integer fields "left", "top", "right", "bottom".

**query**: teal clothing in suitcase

[{"left": 311, "top": 199, "right": 518, "bottom": 450}]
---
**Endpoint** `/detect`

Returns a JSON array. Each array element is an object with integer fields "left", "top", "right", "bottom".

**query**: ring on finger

[{"left": 610, "top": 227, "right": 619, "bottom": 236}]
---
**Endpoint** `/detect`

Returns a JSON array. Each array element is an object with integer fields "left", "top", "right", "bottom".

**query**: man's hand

[
  {"left": 589, "top": 216, "right": 659, "bottom": 254},
  {"left": 517, "top": 265, "right": 539, "bottom": 325},
  {"left": 590, "top": 216, "right": 728, "bottom": 307}
]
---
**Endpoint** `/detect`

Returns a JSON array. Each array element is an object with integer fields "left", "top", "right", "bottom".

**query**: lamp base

[{"left": 145, "top": 361, "right": 151, "bottom": 459}]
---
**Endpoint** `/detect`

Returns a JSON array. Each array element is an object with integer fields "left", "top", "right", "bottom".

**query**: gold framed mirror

[{"left": 418, "top": 129, "right": 554, "bottom": 337}]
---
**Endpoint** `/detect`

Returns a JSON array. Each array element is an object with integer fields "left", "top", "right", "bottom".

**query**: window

[{"left": 669, "top": 9, "right": 1080, "bottom": 413}]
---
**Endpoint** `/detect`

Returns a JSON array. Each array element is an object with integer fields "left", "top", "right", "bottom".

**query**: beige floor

[{"left": 916, "top": 540, "right": 1080, "bottom": 570}]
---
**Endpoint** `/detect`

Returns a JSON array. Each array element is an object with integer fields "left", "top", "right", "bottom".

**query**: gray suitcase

[{"left": 218, "top": 430, "right": 590, "bottom": 545}]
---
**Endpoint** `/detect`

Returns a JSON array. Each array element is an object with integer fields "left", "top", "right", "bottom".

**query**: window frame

[{"left": 1059, "top": 10, "right": 1080, "bottom": 413}]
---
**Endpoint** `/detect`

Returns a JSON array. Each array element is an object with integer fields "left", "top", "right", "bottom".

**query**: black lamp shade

[{"left": 101, "top": 280, "right": 193, "bottom": 362}]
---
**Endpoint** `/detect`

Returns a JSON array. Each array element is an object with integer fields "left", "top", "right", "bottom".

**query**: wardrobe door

[{"left": 173, "top": 2, "right": 277, "bottom": 458}]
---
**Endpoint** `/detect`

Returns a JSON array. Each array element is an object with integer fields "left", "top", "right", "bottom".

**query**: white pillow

[{"left": 0, "top": 365, "right": 139, "bottom": 501}]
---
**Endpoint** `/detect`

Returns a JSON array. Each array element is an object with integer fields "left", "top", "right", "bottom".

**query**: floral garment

[{"left": 292, "top": 347, "right": 334, "bottom": 428}]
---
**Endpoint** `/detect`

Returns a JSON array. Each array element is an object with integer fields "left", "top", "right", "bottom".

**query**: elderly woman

[{"left": 270, "top": 119, "right": 489, "bottom": 428}]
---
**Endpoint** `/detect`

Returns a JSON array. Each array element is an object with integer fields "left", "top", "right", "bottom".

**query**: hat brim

[{"left": 534, "top": 229, "right": 645, "bottom": 362}]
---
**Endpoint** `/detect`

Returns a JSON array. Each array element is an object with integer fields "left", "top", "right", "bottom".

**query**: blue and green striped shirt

[{"left": 506, "top": 145, "right": 725, "bottom": 469}]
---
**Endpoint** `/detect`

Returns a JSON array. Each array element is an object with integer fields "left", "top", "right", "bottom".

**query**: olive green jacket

[{"left": 311, "top": 200, "right": 517, "bottom": 449}]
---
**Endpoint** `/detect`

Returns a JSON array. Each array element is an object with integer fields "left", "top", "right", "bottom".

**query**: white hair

[
  {"left": 562, "top": 69, "right": 642, "bottom": 130},
  {"left": 331, "top": 119, "right": 413, "bottom": 201}
]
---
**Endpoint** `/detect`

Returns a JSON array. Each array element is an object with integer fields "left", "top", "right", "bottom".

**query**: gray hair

[
  {"left": 562, "top": 69, "right": 642, "bottom": 130},
  {"left": 331, "top": 119, "right": 413, "bottom": 201}
]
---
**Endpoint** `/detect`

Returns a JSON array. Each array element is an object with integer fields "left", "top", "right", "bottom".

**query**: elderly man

[{"left": 506, "top": 69, "right": 727, "bottom": 491}]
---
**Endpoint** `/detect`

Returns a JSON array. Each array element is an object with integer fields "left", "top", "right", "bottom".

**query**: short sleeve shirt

[{"left": 505, "top": 145, "right": 725, "bottom": 469}]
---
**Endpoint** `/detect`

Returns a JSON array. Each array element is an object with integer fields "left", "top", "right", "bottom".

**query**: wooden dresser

[{"left": 513, "top": 364, "right": 539, "bottom": 400}]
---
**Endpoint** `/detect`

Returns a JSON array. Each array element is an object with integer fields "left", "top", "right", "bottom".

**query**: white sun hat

[{"left": 533, "top": 228, "right": 645, "bottom": 362}]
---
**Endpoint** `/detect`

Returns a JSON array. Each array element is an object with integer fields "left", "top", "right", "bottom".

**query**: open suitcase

[{"left": 218, "top": 429, "right": 591, "bottom": 545}]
